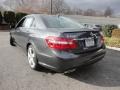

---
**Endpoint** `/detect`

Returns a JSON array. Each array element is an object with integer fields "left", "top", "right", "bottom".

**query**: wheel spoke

[
  {"left": 29, "top": 48, "right": 32, "bottom": 55},
  {"left": 28, "top": 47, "right": 36, "bottom": 68},
  {"left": 31, "top": 53, "right": 35, "bottom": 58},
  {"left": 28, "top": 52, "right": 30, "bottom": 57}
]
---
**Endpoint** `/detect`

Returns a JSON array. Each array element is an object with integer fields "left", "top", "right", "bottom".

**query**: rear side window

[
  {"left": 16, "top": 18, "right": 26, "bottom": 28},
  {"left": 23, "top": 17, "right": 34, "bottom": 28},
  {"left": 31, "top": 20, "right": 36, "bottom": 28}
]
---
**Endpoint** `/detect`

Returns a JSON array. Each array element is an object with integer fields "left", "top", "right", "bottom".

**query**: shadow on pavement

[
  {"left": 32, "top": 49, "right": 120, "bottom": 87},
  {"left": 65, "top": 49, "right": 120, "bottom": 87}
]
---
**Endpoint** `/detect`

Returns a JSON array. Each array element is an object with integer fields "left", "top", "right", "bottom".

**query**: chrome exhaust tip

[{"left": 64, "top": 69, "right": 76, "bottom": 74}]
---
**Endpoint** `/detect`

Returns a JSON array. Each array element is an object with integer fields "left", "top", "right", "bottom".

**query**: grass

[{"left": 104, "top": 37, "right": 120, "bottom": 48}]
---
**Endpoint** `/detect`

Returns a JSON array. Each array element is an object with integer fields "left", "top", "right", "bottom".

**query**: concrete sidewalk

[{"left": 107, "top": 46, "right": 120, "bottom": 51}]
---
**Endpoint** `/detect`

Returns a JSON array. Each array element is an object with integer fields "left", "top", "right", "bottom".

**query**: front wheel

[{"left": 27, "top": 45, "right": 39, "bottom": 70}]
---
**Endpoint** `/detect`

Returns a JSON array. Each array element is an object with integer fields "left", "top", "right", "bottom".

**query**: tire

[
  {"left": 10, "top": 36, "right": 16, "bottom": 46},
  {"left": 27, "top": 45, "right": 39, "bottom": 70}
]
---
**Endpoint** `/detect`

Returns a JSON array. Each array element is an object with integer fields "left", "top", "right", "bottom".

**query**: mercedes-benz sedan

[{"left": 10, "top": 14, "right": 106, "bottom": 72}]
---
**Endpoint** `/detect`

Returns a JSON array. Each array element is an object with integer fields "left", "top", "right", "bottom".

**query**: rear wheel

[
  {"left": 27, "top": 45, "right": 39, "bottom": 70},
  {"left": 10, "top": 36, "right": 16, "bottom": 46}
]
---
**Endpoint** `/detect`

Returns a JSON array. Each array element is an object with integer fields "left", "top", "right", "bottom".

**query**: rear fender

[{"left": 26, "top": 40, "right": 39, "bottom": 54}]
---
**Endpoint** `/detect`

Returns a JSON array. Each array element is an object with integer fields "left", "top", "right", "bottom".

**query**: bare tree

[
  {"left": 73, "top": 8, "right": 83, "bottom": 15},
  {"left": 84, "top": 9, "right": 96, "bottom": 16},
  {"left": 52, "top": 0, "right": 69, "bottom": 14},
  {"left": 104, "top": 7, "right": 113, "bottom": 17},
  {"left": 64, "top": 7, "right": 73, "bottom": 14}
]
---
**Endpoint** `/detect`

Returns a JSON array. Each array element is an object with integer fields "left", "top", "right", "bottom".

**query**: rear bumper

[{"left": 37, "top": 48, "right": 106, "bottom": 73}]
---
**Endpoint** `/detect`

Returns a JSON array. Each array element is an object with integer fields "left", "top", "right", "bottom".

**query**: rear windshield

[{"left": 41, "top": 16, "right": 84, "bottom": 29}]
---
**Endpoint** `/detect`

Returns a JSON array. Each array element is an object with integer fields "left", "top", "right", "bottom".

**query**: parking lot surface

[{"left": 0, "top": 32, "right": 120, "bottom": 90}]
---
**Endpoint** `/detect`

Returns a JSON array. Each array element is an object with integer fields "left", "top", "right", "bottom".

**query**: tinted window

[
  {"left": 23, "top": 17, "right": 34, "bottom": 28},
  {"left": 16, "top": 18, "right": 26, "bottom": 28},
  {"left": 31, "top": 20, "right": 36, "bottom": 28},
  {"left": 42, "top": 16, "right": 84, "bottom": 28},
  {"left": 37, "top": 18, "right": 46, "bottom": 29}
]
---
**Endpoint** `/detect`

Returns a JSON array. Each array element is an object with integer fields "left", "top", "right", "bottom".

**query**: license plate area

[{"left": 85, "top": 38, "right": 95, "bottom": 47}]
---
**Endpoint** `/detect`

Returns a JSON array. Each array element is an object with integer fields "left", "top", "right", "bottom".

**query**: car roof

[
  {"left": 26, "top": 14, "right": 65, "bottom": 18},
  {"left": 26, "top": 14, "right": 45, "bottom": 17}
]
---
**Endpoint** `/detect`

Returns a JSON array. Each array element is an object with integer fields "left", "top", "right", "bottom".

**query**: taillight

[
  {"left": 100, "top": 32, "right": 104, "bottom": 44},
  {"left": 45, "top": 36, "right": 78, "bottom": 50}
]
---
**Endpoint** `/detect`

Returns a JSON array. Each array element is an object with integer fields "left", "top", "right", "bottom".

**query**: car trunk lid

[{"left": 61, "top": 30, "right": 103, "bottom": 54}]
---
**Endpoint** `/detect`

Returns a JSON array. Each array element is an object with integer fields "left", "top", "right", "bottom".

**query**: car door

[
  {"left": 14, "top": 17, "right": 26, "bottom": 46},
  {"left": 17, "top": 17, "right": 35, "bottom": 49}
]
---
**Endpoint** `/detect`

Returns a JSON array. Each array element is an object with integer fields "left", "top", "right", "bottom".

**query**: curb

[{"left": 107, "top": 46, "right": 120, "bottom": 51}]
